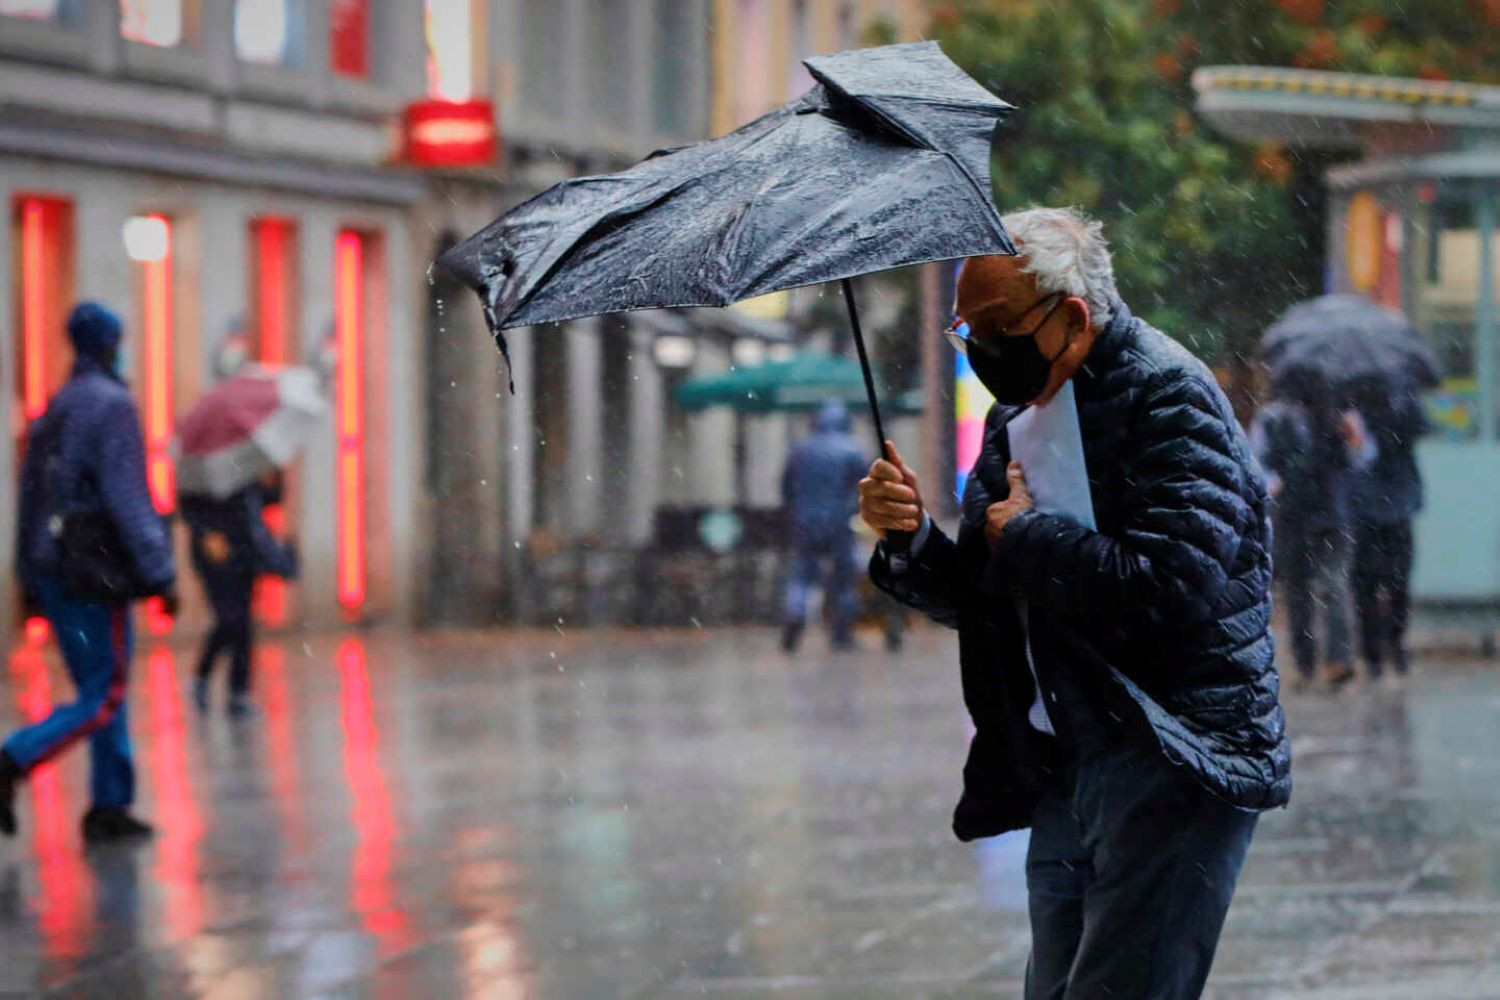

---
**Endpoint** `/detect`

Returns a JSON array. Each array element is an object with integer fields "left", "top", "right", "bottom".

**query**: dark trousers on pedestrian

[
  {"left": 1279, "top": 523, "right": 1352, "bottom": 678},
  {"left": 2, "top": 576, "right": 135, "bottom": 809},
  {"left": 1025, "top": 743, "right": 1258, "bottom": 1000},
  {"left": 1352, "top": 520, "right": 1414, "bottom": 677},
  {"left": 197, "top": 570, "right": 255, "bottom": 695},
  {"left": 783, "top": 537, "right": 858, "bottom": 643}
]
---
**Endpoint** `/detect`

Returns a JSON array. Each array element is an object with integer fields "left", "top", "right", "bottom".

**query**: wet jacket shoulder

[
  {"left": 15, "top": 362, "right": 175, "bottom": 594},
  {"left": 871, "top": 303, "right": 1289, "bottom": 837}
]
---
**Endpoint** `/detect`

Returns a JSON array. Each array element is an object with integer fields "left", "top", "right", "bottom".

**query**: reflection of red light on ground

[
  {"left": 337, "top": 637, "right": 412, "bottom": 955},
  {"left": 145, "top": 646, "right": 204, "bottom": 942},
  {"left": 334, "top": 232, "right": 366, "bottom": 614},
  {"left": 259, "top": 644, "right": 306, "bottom": 858},
  {"left": 7, "top": 643, "right": 92, "bottom": 957}
]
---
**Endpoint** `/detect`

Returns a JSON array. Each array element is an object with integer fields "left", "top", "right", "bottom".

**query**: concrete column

[
  {"left": 296, "top": 209, "right": 339, "bottom": 626},
  {"left": 381, "top": 211, "right": 423, "bottom": 622},
  {"left": 566, "top": 319, "right": 604, "bottom": 534},
  {"left": 743, "top": 415, "right": 788, "bottom": 508},
  {"left": 84, "top": 0, "right": 123, "bottom": 75},
  {"left": 1478, "top": 188, "right": 1497, "bottom": 444},
  {"left": 196, "top": 194, "right": 247, "bottom": 381},
  {"left": 304, "top": 0, "right": 332, "bottom": 108},
  {"left": 200, "top": 0, "right": 236, "bottom": 94},
  {"left": 505, "top": 325, "right": 536, "bottom": 544},
  {"left": 689, "top": 339, "right": 736, "bottom": 506},
  {"left": 626, "top": 325, "right": 664, "bottom": 542}
]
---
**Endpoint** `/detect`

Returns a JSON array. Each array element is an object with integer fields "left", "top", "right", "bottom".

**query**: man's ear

[{"left": 1066, "top": 296, "right": 1091, "bottom": 337}]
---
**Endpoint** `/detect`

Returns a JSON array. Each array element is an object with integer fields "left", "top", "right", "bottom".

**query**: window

[
  {"left": 330, "top": 0, "right": 369, "bottom": 78},
  {"left": 425, "top": 0, "right": 477, "bottom": 101},
  {"left": 121, "top": 0, "right": 186, "bottom": 48},
  {"left": 236, "top": 0, "right": 306, "bottom": 67}
]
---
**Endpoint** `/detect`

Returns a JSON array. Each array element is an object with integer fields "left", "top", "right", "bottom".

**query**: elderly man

[{"left": 860, "top": 207, "right": 1287, "bottom": 998}]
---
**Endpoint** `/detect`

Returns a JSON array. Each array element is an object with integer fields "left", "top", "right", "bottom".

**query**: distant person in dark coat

[
  {"left": 1251, "top": 379, "right": 1373, "bottom": 691},
  {"left": 181, "top": 471, "right": 298, "bottom": 717},
  {"left": 781, "top": 400, "right": 868, "bottom": 652},
  {"left": 1348, "top": 376, "right": 1428, "bottom": 685},
  {"left": 2, "top": 302, "right": 177, "bottom": 844},
  {"left": 859, "top": 208, "right": 1285, "bottom": 999}
]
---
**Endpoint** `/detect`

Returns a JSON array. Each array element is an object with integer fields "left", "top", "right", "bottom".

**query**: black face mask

[{"left": 963, "top": 297, "right": 1070, "bottom": 405}]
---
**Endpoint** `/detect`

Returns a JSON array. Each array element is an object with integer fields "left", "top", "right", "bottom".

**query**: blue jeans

[
  {"left": 1025, "top": 744, "right": 1258, "bottom": 999},
  {"left": 3, "top": 576, "right": 136, "bottom": 809},
  {"left": 783, "top": 537, "right": 858, "bottom": 641}
]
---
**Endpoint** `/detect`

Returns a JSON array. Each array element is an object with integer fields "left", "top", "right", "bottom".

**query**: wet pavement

[{"left": 1, "top": 623, "right": 1498, "bottom": 998}]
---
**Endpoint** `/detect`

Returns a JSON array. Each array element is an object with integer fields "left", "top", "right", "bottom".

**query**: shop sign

[{"left": 403, "top": 99, "right": 498, "bottom": 168}]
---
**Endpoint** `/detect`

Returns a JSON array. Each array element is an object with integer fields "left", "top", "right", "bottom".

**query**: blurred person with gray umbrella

[
  {"left": 176, "top": 366, "right": 324, "bottom": 716},
  {"left": 1257, "top": 295, "right": 1436, "bottom": 690}
]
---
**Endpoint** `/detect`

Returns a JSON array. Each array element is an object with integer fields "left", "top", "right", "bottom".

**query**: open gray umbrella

[
  {"left": 438, "top": 41, "right": 1015, "bottom": 454},
  {"left": 1261, "top": 294, "right": 1439, "bottom": 392}
]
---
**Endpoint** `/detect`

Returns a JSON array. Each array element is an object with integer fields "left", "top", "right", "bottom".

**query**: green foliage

[{"left": 930, "top": 0, "right": 1495, "bottom": 360}]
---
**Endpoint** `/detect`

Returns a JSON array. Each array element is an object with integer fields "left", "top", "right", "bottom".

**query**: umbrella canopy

[
  {"left": 676, "top": 352, "right": 923, "bottom": 415},
  {"left": 1260, "top": 294, "right": 1439, "bottom": 392},
  {"left": 440, "top": 41, "right": 1013, "bottom": 333},
  {"left": 437, "top": 41, "right": 1015, "bottom": 454},
  {"left": 176, "top": 366, "right": 327, "bottom": 500}
]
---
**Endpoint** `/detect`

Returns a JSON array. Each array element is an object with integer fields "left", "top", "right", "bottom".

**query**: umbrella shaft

[{"left": 842, "top": 279, "right": 888, "bottom": 458}]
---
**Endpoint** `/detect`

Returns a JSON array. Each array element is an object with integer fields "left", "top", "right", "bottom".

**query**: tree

[{"left": 929, "top": 0, "right": 1496, "bottom": 361}]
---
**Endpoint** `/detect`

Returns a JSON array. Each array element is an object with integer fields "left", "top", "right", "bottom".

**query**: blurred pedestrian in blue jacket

[
  {"left": 781, "top": 401, "right": 868, "bottom": 652},
  {"left": 2, "top": 301, "right": 177, "bottom": 844},
  {"left": 181, "top": 471, "right": 298, "bottom": 717}
]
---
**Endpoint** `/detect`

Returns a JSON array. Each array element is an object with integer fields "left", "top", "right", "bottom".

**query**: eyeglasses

[{"left": 944, "top": 292, "right": 1067, "bottom": 357}]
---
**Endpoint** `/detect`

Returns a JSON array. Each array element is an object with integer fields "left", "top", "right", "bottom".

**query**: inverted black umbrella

[
  {"left": 438, "top": 40, "right": 1015, "bottom": 456},
  {"left": 1260, "top": 294, "right": 1439, "bottom": 392}
]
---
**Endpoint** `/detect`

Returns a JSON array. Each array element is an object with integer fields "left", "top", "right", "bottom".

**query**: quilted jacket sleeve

[
  {"left": 869, "top": 525, "right": 983, "bottom": 630},
  {"left": 985, "top": 371, "right": 1249, "bottom": 631},
  {"left": 95, "top": 394, "right": 176, "bottom": 591}
]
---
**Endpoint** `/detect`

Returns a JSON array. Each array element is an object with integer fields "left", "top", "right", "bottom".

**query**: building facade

[
  {"left": 0, "top": 0, "right": 713, "bottom": 638},
  {"left": 1, "top": 0, "right": 935, "bottom": 637}
]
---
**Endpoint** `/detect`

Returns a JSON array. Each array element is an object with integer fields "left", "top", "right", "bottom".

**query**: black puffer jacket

[{"left": 873, "top": 302, "right": 1289, "bottom": 841}]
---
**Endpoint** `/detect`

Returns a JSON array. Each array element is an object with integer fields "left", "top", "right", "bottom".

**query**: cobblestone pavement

[{"left": 1, "top": 623, "right": 1498, "bottom": 998}]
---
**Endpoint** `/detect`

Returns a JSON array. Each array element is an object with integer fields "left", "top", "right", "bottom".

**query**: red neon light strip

[
  {"left": 20, "top": 199, "right": 48, "bottom": 420},
  {"left": 255, "top": 220, "right": 292, "bottom": 625},
  {"left": 334, "top": 232, "right": 366, "bottom": 612},
  {"left": 256, "top": 220, "right": 289, "bottom": 366},
  {"left": 143, "top": 214, "right": 175, "bottom": 515}
]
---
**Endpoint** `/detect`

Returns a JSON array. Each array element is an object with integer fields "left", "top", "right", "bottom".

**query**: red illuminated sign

[{"left": 402, "top": 100, "right": 498, "bottom": 168}]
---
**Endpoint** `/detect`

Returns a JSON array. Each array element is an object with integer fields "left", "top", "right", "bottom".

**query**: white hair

[{"left": 1000, "top": 206, "right": 1118, "bottom": 328}]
